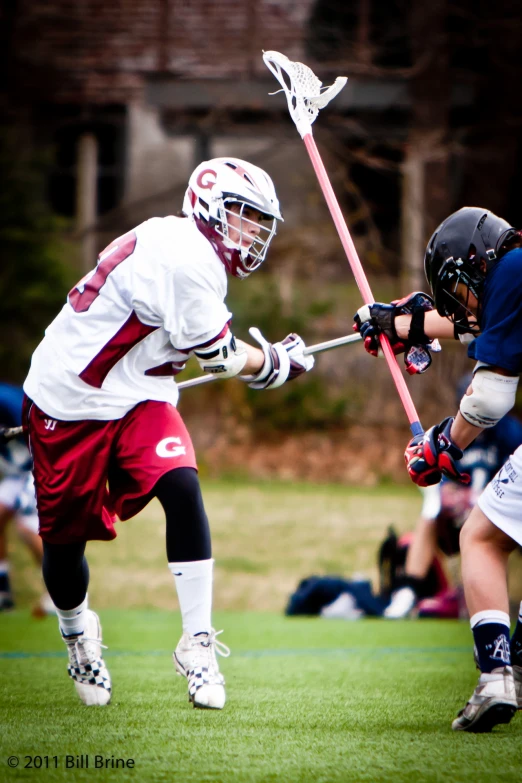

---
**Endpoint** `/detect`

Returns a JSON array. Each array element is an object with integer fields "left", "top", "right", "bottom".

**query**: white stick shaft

[
  {"left": 177, "top": 374, "right": 218, "bottom": 390},
  {"left": 176, "top": 332, "right": 362, "bottom": 391},
  {"left": 0, "top": 333, "right": 364, "bottom": 439},
  {"left": 303, "top": 331, "right": 361, "bottom": 355}
]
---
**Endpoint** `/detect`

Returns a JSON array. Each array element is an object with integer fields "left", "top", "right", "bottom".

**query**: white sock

[
  {"left": 470, "top": 609, "right": 511, "bottom": 629},
  {"left": 519, "top": 601, "right": 522, "bottom": 622},
  {"left": 57, "top": 596, "right": 89, "bottom": 637},
  {"left": 169, "top": 559, "right": 213, "bottom": 636},
  {"left": 0, "top": 560, "right": 9, "bottom": 575}
]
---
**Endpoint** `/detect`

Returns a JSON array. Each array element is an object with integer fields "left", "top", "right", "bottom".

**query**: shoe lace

[
  {"left": 189, "top": 629, "right": 230, "bottom": 673},
  {"left": 207, "top": 629, "right": 231, "bottom": 659},
  {"left": 66, "top": 634, "right": 108, "bottom": 666}
]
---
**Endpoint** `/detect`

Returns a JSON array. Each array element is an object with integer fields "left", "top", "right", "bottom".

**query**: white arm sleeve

[{"left": 459, "top": 363, "right": 519, "bottom": 428}]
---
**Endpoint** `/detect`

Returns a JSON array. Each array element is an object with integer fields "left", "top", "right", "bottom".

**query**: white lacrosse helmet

[{"left": 183, "top": 157, "right": 283, "bottom": 278}]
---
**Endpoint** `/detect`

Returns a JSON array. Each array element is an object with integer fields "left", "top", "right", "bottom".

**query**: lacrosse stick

[
  {"left": 0, "top": 332, "right": 364, "bottom": 441},
  {"left": 263, "top": 50, "right": 423, "bottom": 437},
  {"left": 173, "top": 330, "right": 363, "bottom": 391}
]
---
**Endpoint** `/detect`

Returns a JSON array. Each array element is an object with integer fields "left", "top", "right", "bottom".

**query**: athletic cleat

[
  {"left": 63, "top": 610, "right": 111, "bottom": 706},
  {"left": 513, "top": 666, "right": 522, "bottom": 709},
  {"left": 383, "top": 587, "right": 416, "bottom": 619},
  {"left": 452, "top": 666, "right": 517, "bottom": 732},
  {"left": 173, "top": 629, "right": 230, "bottom": 709}
]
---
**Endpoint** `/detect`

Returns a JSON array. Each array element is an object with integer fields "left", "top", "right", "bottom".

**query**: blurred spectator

[
  {"left": 0, "top": 382, "right": 54, "bottom": 615},
  {"left": 285, "top": 526, "right": 449, "bottom": 619}
]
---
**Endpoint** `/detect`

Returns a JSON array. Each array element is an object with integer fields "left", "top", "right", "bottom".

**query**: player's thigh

[
  {"left": 462, "top": 503, "right": 518, "bottom": 554},
  {"left": 15, "top": 510, "right": 39, "bottom": 537},
  {"left": 27, "top": 403, "right": 117, "bottom": 542},
  {"left": 110, "top": 400, "right": 197, "bottom": 521}
]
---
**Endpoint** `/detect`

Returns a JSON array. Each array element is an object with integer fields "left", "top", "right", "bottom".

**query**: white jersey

[{"left": 24, "top": 217, "right": 232, "bottom": 421}]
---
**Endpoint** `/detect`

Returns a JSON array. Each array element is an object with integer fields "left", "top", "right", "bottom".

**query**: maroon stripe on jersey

[
  {"left": 145, "top": 362, "right": 180, "bottom": 377},
  {"left": 80, "top": 312, "right": 158, "bottom": 388},
  {"left": 177, "top": 321, "right": 231, "bottom": 354}
]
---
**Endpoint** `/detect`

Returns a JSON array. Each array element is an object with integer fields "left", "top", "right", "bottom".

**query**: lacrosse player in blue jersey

[{"left": 355, "top": 207, "right": 522, "bottom": 732}]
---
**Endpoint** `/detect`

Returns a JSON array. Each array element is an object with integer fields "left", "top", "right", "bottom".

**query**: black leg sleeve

[
  {"left": 154, "top": 467, "right": 211, "bottom": 563},
  {"left": 42, "top": 540, "right": 89, "bottom": 610}
]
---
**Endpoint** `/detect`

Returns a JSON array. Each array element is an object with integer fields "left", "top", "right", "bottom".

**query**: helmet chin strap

[
  {"left": 194, "top": 216, "right": 252, "bottom": 278},
  {"left": 222, "top": 235, "right": 251, "bottom": 260}
]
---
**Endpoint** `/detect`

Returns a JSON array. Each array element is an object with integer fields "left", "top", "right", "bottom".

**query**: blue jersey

[
  {"left": 468, "top": 248, "right": 522, "bottom": 373},
  {"left": 0, "top": 383, "right": 31, "bottom": 476},
  {"left": 458, "top": 415, "right": 522, "bottom": 481},
  {"left": 0, "top": 383, "right": 24, "bottom": 428}
]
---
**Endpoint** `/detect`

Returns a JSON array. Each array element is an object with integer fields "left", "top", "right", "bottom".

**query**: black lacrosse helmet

[{"left": 424, "top": 207, "right": 517, "bottom": 333}]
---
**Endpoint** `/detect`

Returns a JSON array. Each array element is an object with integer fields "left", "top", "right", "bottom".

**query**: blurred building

[
  {"left": 4, "top": 1, "right": 522, "bottom": 282},
  {"left": 4, "top": 0, "right": 522, "bottom": 466},
  {"left": 2, "top": 1, "right": 479, "bottom": 278}
]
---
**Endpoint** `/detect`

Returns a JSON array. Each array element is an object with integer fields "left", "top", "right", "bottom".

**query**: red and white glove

[
  {"left": 240, "top": 327, "right": 314, "bottom": 390},
  {"left": 404, "top": 417, "right": 471, "bottom": 487}
]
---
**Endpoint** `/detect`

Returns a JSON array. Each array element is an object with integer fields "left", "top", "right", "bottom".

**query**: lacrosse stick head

[
  {"left": 263, "top": 50, "right": 347, "bottom": 138},
  {"left": 183, "top": 157, "right": 283, "bottom": 279}
]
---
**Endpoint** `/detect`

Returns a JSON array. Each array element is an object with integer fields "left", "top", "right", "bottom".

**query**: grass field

[
  {"left": 2, "top": 480, "right": 522, "bottom": 782},
  {"left": 6, "top": 480, "right": 426, "bottom": 612},
  {"left": 1, "top": 611, "right": 521, "bottom": 783}
]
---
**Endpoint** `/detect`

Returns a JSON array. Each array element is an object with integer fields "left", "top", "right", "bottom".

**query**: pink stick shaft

[{"left": 303, "top": 132, "right": 422, "bottom": 435}]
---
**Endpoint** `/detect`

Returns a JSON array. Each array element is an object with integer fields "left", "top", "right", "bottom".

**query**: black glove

[
  {"left": 353, "top": 292, "right": 438, "bottom": 374},
  {"left": 404, "top": 417, "right": 471, "bottom": 487}
]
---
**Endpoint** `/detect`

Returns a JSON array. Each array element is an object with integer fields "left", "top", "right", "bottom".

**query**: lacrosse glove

[
  {"left": 240, "top": 327, "right": 314, "bottom": 390},
  {"left": 404, "top": 417, "right": 471, "bottom": 487},
  {"left": 353, "top": 291, "right": 440, "bottom": 375}
]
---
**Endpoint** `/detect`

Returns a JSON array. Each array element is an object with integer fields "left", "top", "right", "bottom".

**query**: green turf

[{"left": 1, "top": 610, "right": 520, "bottom": 783}]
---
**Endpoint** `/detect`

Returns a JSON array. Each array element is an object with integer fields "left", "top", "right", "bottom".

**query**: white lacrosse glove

[{"left": 240, "top": 327, "right": 314, "bottom": 390}]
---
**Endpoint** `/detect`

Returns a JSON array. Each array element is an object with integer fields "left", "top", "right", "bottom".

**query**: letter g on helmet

[{"left": 182, "top": 157, "right": 283, "bottom": 279}]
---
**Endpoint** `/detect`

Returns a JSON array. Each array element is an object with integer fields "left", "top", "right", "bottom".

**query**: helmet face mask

[
  {"left": 434, "top": 258, "right": 482, "bottom": 334},
  {"left": 424, "top": 207, "right": 517, "bottom": 333},
  {"left": 183, "top": 158, "right": 283, "bottom": 279},
  {"left": 216, "top": 198, "right": 278, "bottom": 274}
]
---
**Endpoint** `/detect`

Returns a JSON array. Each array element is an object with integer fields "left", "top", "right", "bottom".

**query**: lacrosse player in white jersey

[{"left": 23, "top": 158, "right": 314, "bottom": 709}]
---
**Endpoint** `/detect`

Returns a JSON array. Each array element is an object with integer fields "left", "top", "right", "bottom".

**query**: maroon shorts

[{"left": 23, "top": 399, "right": 197, "bottom": 544}]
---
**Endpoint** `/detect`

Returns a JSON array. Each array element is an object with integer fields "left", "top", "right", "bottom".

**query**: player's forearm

[
  {"left": 449, "top": 410, "right": 484, "bottom": 450},
  {"left": 236, "top": 340, "right": 265, "bottom": 375},
  {"left": 395, "top": 310, "right": 455, "bottom": 341}
]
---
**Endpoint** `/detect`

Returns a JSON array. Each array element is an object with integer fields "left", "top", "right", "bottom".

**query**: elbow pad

[
  {"left": 193, "top": 330, "right": 247, "bottom": 379},
  {"left": 459, "top": 366, "right": 519, "bottom": 428}
]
